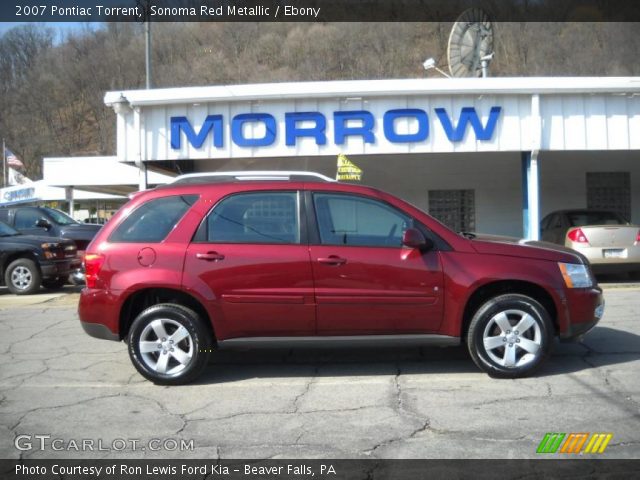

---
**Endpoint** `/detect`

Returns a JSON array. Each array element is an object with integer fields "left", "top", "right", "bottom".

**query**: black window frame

[
  {"left": 108, "top": 194, "right": 199, "bottom": 244},
  {"left": 193, "top": 190, "right": 306, "bottom": 246}
]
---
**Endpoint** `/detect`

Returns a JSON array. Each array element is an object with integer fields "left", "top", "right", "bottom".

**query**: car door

[
  {"left": 183, "top": 190, "right": 315, "bottom": 339},
  {"left": 308, "top": 191, "right": 444, "bottom": 335}
]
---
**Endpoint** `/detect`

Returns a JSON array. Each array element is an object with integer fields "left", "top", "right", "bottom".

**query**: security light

[{"left": 422, "top": 57, "right": 451, "bottom": 78}]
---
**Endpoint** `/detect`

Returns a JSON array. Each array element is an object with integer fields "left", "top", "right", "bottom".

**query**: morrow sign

[{"left": 170, "top": 106, "right": 502, "bottom": 149}]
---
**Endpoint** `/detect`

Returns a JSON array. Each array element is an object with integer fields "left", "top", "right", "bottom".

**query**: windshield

[
  {"left": 567, "top": 211, "right": 626, "bottom": 227},
  {"left": 43, "top": 207, "right": 79, "bottom": 225},
  {"left": 0, "top": 221, "right": 20, "bottom": 236}
]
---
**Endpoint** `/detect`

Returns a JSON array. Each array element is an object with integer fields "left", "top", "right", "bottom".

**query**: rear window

[
  {"left": 109, "top": 195, "right": 199, "bottom": 243},
  {"left": 567, "top": 211, "right": 626, "bottom": 227}
]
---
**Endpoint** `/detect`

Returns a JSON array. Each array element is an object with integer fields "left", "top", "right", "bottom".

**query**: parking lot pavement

[{"left": 0, "top": 285, "right": 639, "bottom": 460}]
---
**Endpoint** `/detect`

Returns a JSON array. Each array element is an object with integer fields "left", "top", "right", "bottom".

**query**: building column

[
  {"left": 65, "top": 186, "right": 75, "bottom": 218},
  {"left": 521, "top": 151, "right": 540, "bottom": 240}
]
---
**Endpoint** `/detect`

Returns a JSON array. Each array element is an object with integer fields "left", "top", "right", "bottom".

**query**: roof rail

[{"left": 170, "top": 171, "right": 336, "bottom": 185}]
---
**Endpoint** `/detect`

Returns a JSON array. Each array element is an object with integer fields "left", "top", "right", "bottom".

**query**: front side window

[
  {"left": 14, "top": 209, "right": 42, "bottom": 229},
  {"left": 110, "top": 195, "right": 199, "bottom": 243},
  {"left": 313, "top": 193, "right": 412, "bottom": 247},
  {"left": 207, "top": 192, "right": 300, "bottom": 244}
]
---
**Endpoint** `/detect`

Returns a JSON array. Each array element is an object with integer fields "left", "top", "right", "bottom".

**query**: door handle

[
  {"left": 196, "top": 251, "right": 225, "bottom": 262},
  {"left": 317, "top": 255, "right": 347, "bottom": 266}
]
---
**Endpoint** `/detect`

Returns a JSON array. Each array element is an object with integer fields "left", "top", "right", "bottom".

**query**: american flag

[{"left": 5, "top": 148, "right": 24, "bottom": 170}]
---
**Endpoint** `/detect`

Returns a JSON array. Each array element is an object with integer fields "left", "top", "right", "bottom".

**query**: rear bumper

[
  {"left": 81, "top": 320, "right": 120, "bottom": 341},
  {"left": 78, "top": 288, "right": 121, "bottom": 341},
  {"left": 571, "top": 244, "right": 640, "bottom": 270},
  {"left": 560, "top": 287, "right": 604, "bottom": 341}
]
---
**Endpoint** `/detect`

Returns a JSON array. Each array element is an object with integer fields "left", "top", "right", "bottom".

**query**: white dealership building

[{"left": 55, "top": 77, "right": 640, "bottom": 238}]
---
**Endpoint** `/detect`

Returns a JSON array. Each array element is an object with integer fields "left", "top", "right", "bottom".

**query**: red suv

[{"left": 79, "top": 172, "right": 604, "bottom": 384}]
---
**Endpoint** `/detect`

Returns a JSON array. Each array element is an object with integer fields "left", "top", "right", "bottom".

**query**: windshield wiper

[{"left": 459, "top": 231, "right": 476, "bottom": 239}]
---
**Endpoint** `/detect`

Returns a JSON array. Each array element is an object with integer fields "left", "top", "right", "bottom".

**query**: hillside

[{"left": 1, "top": 22, "right": 638, "bottom": 180}]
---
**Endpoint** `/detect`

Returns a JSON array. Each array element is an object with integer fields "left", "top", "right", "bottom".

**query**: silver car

[{"left": 541, "top": 209, "right": 640, "bottom": 276}]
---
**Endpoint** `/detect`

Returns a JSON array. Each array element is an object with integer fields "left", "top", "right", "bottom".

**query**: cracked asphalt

[{"left": 0, "top": 285, "right": 639, "bottom": 460}]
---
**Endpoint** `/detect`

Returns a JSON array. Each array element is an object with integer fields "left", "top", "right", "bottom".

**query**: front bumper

[
  {"left": 40, "top": 260, "right": 74, "bottom": 279},
  {"left": 560, "top": 287, "right": 604, "bottom": 341}
]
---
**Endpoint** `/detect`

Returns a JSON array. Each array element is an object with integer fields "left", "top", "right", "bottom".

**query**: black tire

[
  {"left": 4, "top": 258, "right": 41, "bottom": 295},
  {"left": 467, "top": 294, "right": 553, "bottom": 378},
  {"left": 42, "top": 276, "right": 66, "bottom": 289},
  {"left": 128, "top": 304, "right": 212, "bottom": 385}
]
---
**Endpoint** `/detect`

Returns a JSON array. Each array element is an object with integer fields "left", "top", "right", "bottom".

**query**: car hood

[
  {"left": 0, "top": 234, "right": 75, "bottom": 248},
  {"left": 469, "top": 233, "right": 586, "bottom": 264}
]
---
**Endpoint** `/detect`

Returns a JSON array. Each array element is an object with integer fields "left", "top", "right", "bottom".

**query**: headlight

[
  {"left": 558, "top": 262, "right": 593, "bottom": 288},
  {"left": 41, "top": 243, "right": 59, "bottom": 259}
]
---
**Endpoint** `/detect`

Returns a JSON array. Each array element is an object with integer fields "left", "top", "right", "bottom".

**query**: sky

[{"left": 0, "top": 22, "right": 99, "bottom": 41}]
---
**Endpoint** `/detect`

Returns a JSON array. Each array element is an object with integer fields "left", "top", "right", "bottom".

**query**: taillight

[
  {"left": 84, "top": 253, "right": 105, "bottom": 289},
  {"left": 567, "top": 228, "right": 589, "bottom": 245},
  {"left": 636, "top": 230, "right": 640, "bottom": 244}
]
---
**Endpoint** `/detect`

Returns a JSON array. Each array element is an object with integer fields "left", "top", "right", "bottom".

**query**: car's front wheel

[
  {"left": 5, "top": 258, "right": 41, "bottom": 295},
  {"left": 128, "top": 304, "right": 212, "bottom": 385},
  {"left": 467, "top": 294, "right": 553, "bottom": 378}
]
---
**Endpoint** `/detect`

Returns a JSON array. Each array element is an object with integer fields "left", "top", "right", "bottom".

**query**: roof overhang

[{"left": 105, "top": 77, "right": 640, "bottom": 108}]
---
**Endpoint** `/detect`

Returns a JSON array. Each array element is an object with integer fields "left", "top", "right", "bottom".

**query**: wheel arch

[
  {"left": 461, "top": 280, "right": 558, "bottom": 339},
  {"left": 119, "top": 288, "right": 215, "bottom": 342}
]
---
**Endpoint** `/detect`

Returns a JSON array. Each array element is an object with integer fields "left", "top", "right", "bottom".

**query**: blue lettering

[
  {"left": 285, "top": 112, "right": 326, "bottom": 146},
  {"left": 435, "top": 106, "right": 501, "bottom": 142},
  {"left": 383, "top": 109, "right": 429, "bottom": 143},
  {"left": 334, "top": 111, "right": 375, "bottom": 144},
  {"left": 169, "top": 106, "right": 502, "bottom": 150},
  {"left": 171, "top": 115, "right": 223, "bottom": 149},
  {"left": 231, "top": 113, "right": 276, "bottom": 147}
]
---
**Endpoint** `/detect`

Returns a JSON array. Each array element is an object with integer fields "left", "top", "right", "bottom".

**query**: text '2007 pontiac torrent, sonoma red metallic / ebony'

[{"left": 78, "top": 172, "right": 604, "bottom": 384}]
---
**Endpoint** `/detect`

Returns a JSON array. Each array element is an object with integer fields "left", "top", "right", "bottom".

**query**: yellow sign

[{"left": 336, "top": 154, "right": 362, "bottom": 181}]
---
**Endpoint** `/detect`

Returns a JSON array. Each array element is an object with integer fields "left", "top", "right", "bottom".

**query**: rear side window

[
  {"left": 0, "top": 210, "right": 8, "bottom": 222},
  {"left": 207, "top": 192, "right": 300, "bottom": 244},
  {"left": 110, "top": 195, "right": 198, "bottom": 243}
]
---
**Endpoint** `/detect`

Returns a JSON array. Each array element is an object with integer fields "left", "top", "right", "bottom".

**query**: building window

[
  {"left": 586, "top": 172, "right": 631, "bottom": 222},
  {"left": 428, "top": 189, "right": 475, "bottom": 232}
]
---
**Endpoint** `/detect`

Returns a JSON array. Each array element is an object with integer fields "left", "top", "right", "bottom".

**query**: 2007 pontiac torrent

[{"left": 79, "top": 172, "right": 604, "bottom": 384}]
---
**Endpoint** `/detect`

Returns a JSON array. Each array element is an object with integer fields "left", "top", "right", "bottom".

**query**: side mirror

[
  {"left": 35, "top": 218, "right": 51, "bottom": 230},
  {"left": 402, "top": 228, "right": 433, "bottom": 250}
]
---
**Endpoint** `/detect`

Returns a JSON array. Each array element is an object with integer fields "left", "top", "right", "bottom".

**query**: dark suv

[
  {"left": 79, "top": 172, "right": 604, "bottom": 384},
  {"left": 0, "top": 206, "right": 101, "bottom": 284},
  {"left": 0, "top": 221, "right": 77, "bottom": 294}
]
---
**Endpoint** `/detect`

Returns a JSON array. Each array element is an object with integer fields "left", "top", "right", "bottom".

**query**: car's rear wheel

[
  {"left": 128, "top": 304, "right": 212, "bottom": 385},
  {"left": 467, "top": 294, "right": 553, "bottom": 378},
  {"left": 5, "top": 258, "right": 41, "bottom": 295}
]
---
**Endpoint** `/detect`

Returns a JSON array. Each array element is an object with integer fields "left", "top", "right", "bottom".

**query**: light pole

[{"left": 145, "top": 17, "right": 152, "bottom": 89}]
